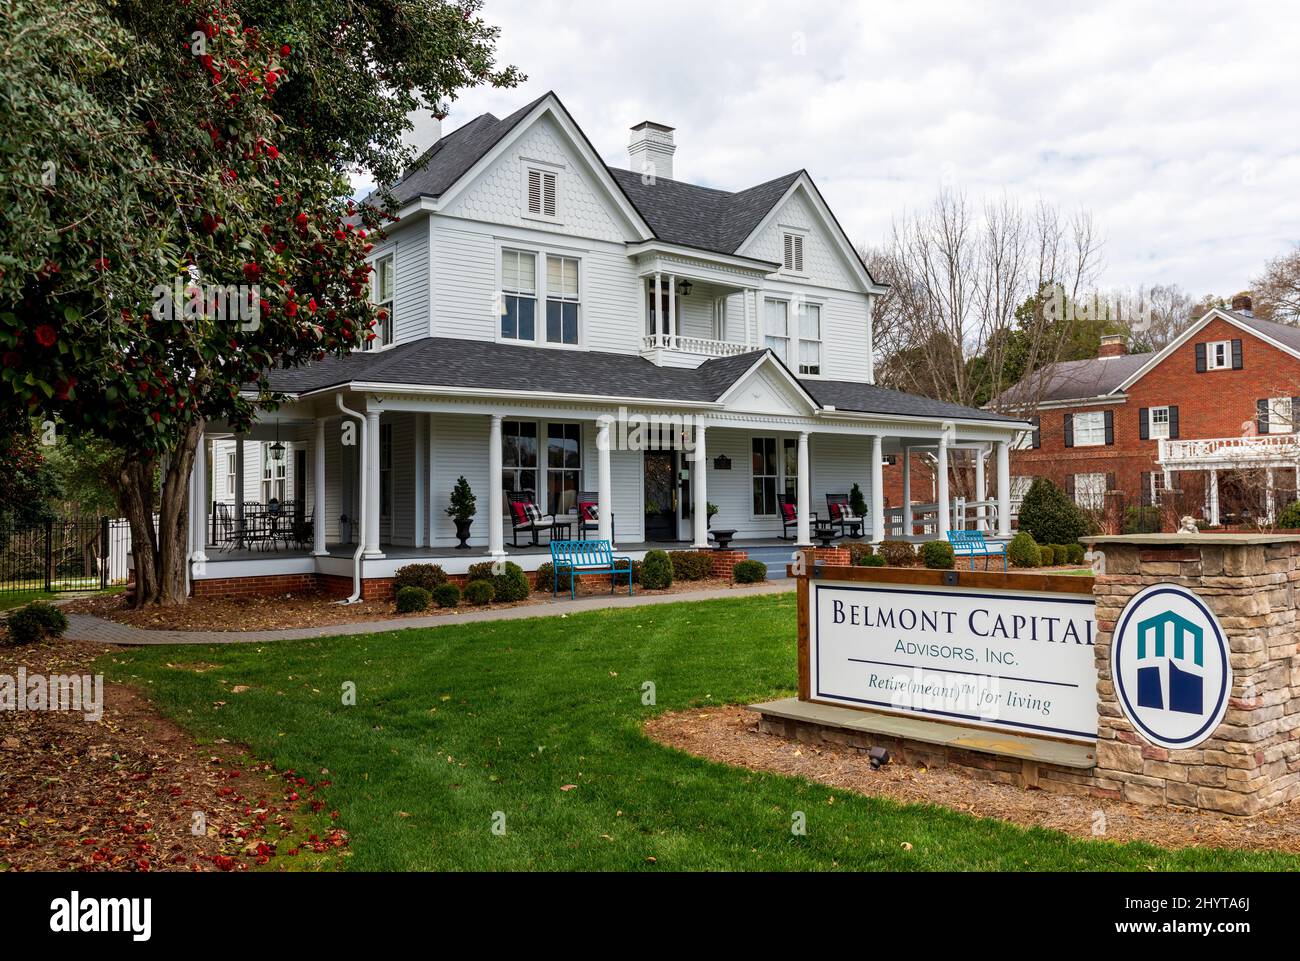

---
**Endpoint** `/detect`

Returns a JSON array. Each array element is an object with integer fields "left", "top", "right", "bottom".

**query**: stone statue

[{"left": 1178, "top": 515, "right": 1199, "bottom": 534}]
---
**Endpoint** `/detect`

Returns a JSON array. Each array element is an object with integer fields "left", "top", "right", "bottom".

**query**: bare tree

[
  {"left": 1128, "top": 283, "right": 1198, "bottom": 351},
  {"left": 1253, "top": 243, "right": 1300, "bottom": 324}
]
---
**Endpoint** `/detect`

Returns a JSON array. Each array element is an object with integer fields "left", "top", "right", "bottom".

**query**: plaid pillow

[
  {"left": 578, "top": 501, "right": 598, "bottom": 521},
  {"left": 841, "top": 506, "right": 858, "bottom": 521},
  {"left": 524, "top": 503, "right": 544, "bottom": 524}
]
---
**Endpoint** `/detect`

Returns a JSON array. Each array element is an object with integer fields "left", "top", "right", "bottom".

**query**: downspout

[{"left": 335, "top": 393, "right": 366, "bottom": 604}]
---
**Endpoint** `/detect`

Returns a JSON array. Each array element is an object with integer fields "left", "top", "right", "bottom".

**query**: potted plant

[
  {"left": 446, "top": 475, "right": 477, "bottom": 549},
  {"left": 706, "top": 502, "right": 719, "bottom": 529}
]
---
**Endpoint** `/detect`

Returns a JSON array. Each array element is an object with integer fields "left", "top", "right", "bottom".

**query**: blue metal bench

[
  {"left": 549, "top": 539, "right": 634, "bottom": 599},
  {"left": 946, "top": 530, "right": 1007, "bottom": 571}
]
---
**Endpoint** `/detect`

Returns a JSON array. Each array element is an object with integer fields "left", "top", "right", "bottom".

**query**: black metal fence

[{"left": 0, "top": 516, "right": 131, "bottom": 594}]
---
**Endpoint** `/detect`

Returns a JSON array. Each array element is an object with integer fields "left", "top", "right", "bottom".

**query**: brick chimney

[
  {"left": 628, "top": 121, "right": 676, "bottom": 181},
  {"left": 1098, "top": 334, "right": 1127, "bottom": 358},
  {"left": 1231, "top": 293, "right": 1254, "bottom": 315}
]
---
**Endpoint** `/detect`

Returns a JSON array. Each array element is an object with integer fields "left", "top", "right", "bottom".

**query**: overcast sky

[{"left": 392, "top": 0, "right": 1300, "bottom": 297}]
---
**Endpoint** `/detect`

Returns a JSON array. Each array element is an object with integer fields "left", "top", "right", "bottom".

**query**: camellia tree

[{"left": 0, "top": 0, "right": 519, "bottom": 604}]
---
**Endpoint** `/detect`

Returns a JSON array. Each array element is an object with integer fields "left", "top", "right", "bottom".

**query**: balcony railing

[
  {"left": 1159, "top": 433, "right": 1300, "bottom": 466},
  {"left": 640, "top": 334, "right": 751, "bottom": 358}
]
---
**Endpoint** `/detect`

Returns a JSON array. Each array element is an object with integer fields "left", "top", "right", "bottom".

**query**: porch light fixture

[
  {"left": 677, "top": 279, "right": 692, "bottom": 296},
  {"left": 268, "top": 422, "right": 285, "bottom": 463}
]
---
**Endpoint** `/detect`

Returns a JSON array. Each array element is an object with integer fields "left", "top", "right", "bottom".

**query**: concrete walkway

[{"left": 65, "top": 581, "right": 796, "bottom": 646}]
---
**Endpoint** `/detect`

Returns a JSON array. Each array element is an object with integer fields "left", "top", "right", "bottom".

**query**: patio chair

[
  {"left": 213, "top": 502, "right": 236, "bottom": 550},
  {"left": 825, "top": 493, "right": 865, "bottom": 539},
  {"left": 507, "top": 491, "right": 560, "bottom": 547},
  {"left": 575, "top": 491, "right": 613, "bottom": 540},
  {"left": 777, "top": 493, "right": 815, "bottom": 540}
]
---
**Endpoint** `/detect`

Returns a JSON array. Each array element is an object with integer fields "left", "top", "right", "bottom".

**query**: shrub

[
  {"left": 845, "top": 542, "right": 874, "bottom": 565},
  {"left": 921, "top": 540, "right": 955, "bottom": 570},
  {"left": 1038, "top": 545, "right": 1055, "bottom": 567},
  {"left": 860, "top": 554, "right": 886, "bottom": 567},
  {"left": 1066, "top": 543, "right": 1086, "bottom": 565},
  {"left": 533, "top": 562, "right": 555, "bottom": 593},
  {"left": 395, "top": 586, "right": 431, "bottom": 613},
  {"left": 668, "top": 550, "right": 713, "bottom": 581},
  {"left": 877, "top": 540, "right": 916, "bottom": 567},
  {"left": 1121, "top": 506, "right": 1161, "bottom": 535},
  {"left": 1007, "top": 531, "right": 1041, "bottom": 568},
  {"left": 5, "top": 601, "right": 68, "bottom": 646},
  {"left": 1017, "top": 478, "right": 1089, "bottom": 546},
  {"left": 491, "top": 561, "right": 531, "bottom": 602},
  {"left": 432, "top": 583, "right": 462, "bottom": 608},
  {"left": 465, "top": 579, "right": 495, "bottom": 605},
  {"left": 466, "top": 561, "right": 494, "bottom": 581},
  {"left": 392, "top": 563, "right": 447, "bottom": 594},
  {"left": 1278, "top": 501, "right": 1300, "bottom": 529},
  {"left": 640, "top": 550, "right": 673, "bottom": 590},
  {"left": 630, "top": 560, "right": 643, "bottom": 584},
  {"left": 733, "top": 559, "right": 767, "bottom": 583}
]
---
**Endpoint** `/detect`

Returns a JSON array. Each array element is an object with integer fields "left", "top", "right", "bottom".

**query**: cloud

[{"left": 373, "top": 0, "right": 1300, "bottom": 295}]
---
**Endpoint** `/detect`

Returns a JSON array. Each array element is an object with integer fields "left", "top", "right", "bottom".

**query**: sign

[
  {"left": 1111, "top": 584, "right": 1231, "bottom": 750},
  {"left": 806, "top": 577, "right": 1098, "bottom": 741},
  {"left": 713, "top": 455, "right": 732, "bottom": 470}
]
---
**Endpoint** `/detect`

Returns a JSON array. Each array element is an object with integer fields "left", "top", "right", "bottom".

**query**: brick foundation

[{"left": 709, "top": 550, "right": 748, "bottom": 578}]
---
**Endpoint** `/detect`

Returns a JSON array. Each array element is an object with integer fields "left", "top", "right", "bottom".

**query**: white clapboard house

[{"left": 196, "top": 92, "right": 1026, "bottom": 593}]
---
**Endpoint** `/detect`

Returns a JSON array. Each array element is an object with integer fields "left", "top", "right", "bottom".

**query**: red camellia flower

[
  {"left": 95, "top": 257, "right": 110, "bottom": 271},
  {"left": 242, "top": 262, "right": 261, "bottom": 281},
  {"left": 307, "top": 297, "right": 318, "bottom": 314},
  {"left": 285, "top": 300, "right": 298, "bottom": 317},
  {"left": 265, "top": 144, "right": 279, "bottom": 159},
  {"left": 151, "top": 411, "right": 162, "bottom": 423},
  {"left": 34, "top": 324, "right": 57, "bottom": 348},
  {"left": 280, "top": 43, "right": 290, "bottom": 56},
  {"left": 294, "top": 212, "right": 308, "bottom": 227},
  {"left": 2, "top": 351, "right": 20, "bottom": 368}
]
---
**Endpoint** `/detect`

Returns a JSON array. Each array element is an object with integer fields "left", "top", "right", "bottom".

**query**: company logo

[{"left": 1112, "top": 585, "right": 1231, "bottom": 749}]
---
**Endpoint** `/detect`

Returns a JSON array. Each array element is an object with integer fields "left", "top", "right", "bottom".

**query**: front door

[{"left": 644, "top": 450, "right": 677, "bottom": 541}]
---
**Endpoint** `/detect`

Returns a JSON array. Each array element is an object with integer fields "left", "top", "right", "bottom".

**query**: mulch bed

[
  {"left": 0, "top": 638, "right": 348, "bottom": 871},
  {"left": 645, "top": 706, "right": 1300, "bottom": 854},
  {"left": 62, "top": 576, "right": 769, "bottom": 633}
]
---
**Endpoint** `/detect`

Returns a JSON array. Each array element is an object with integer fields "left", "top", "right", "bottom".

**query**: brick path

[{"left": 63, "top": 581, "right": 795, "bottom": 646}]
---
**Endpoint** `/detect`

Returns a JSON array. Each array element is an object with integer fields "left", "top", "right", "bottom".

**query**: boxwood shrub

[
  {"left": 432, "top": 583, "right": 462, "bottom": 608},
  {"left": 1017, "top": 478, "right": 1089, "bottom": 545},
  {"left": 668, "top": 550, "right": 713, "bottom": 581},
  {"left": 392, "top": 563, "right": 447, "bottom": 594},
  {"left": 732, "top": 559, "right": 767, "bottom": 583},
  {"left": 1066, "top": 543, "right": 1086, "bottom": 565},
  {"left": 860, "top": 554, "right": 886, "bottom": 567},
  {"left": 877, "top": 540, "right": 916, "bottom": 567},
  {"left": 491, "top": 561, "right": 531, "bottom": 602},
  {"left": 845, "top": 542, "right": 875, "bottom": 565},
  {"left": 1039, "top": 545, "right": 1055, "bottom": 567},
  {"left": 465, "top": 579, "right": 495, "bottom": 605},
  {"left": 640, "top": 550, "right": 673, "bottom": 590},
  {"left": 921, "top": 540, "right": 955, "bottom": 570},
  {"left": 395, "top": 586, "right": 431, "bottom": 613},
  {"left": 533, "top": 561, "right": 555, "bottom": 593},
  {"left": 1007, "top": 531, "right": 1041, "bottom": 568},
  {"left": 4, "top": 601, "right": 68, "bottom": 646}
]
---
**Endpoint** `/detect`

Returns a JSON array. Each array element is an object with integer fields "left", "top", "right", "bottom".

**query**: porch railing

[
  {"left": 1159, "top": 433, "right": 1300, "bottom": 466},
  {"left": 640, "top": 334, "right": 751, "bottom": 357},
  {"left": 883, "top": 497, "right": 1019, "bottom": 539}
]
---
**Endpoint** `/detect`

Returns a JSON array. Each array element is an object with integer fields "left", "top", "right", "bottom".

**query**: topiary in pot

[
  {"left": 432, "top": 583, "right": 462, "bottom": 608},
  {"left": 849, "top": 482, "right": 868, "bottom": 519},
  {"left": 465, "top": 579, "right": 495, "bottom": 605},
  {"left": 640, "top": 550, "right": 673, "bottom": 589},
  {"left": 446, "top": 475, "right": 477, "bottom": 549},
  {"left": 395, "top": 586, "right": 431, "bottom": 613},
  {"left": 393, "top": 563, "right": 447, "bottom": 594},
  {"left": 1017, "top": 478, "right": 1088, "bottom": 546},
  {"left": 1006, "top": 531, "right": 1041, "bottom": 568},
  {"left": 4, "top": 601, "right": 68, "bottom": 646},
  {"left": 732, "top": 559, "right": 767, "bottom": 583},
  {"left": 921, "top": 540, "right": 955, "bottom": 570}
]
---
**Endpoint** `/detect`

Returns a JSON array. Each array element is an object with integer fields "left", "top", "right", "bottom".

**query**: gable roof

[{"left": 262, "top": 338, "right": 1018, "bottom": 426}]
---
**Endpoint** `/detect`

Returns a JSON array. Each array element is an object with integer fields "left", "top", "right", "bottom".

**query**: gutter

[{"left": 334, "top": 393, "right": 366, "bottom": 604}]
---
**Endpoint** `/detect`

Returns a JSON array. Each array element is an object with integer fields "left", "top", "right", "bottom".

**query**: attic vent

[
  {"left": 783, "top": 233, "right": 804, "bottom": 272},
  {"left": 527, "top": 168, "right": 557, "bottom": 218}
]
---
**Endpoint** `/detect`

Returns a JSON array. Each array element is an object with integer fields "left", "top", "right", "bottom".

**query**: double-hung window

[
  {"left": 797, "top": 302, "right": 822, "bottom": 375},
  {"left": 764, "top": 300, "right": 789, "bottom": 363},
  {"left": 226, "top": 452, "right": 236, "bottom": 497},
  {"left": 366, "top": 253, "right": 394, "bottom": 350},
  {"left": 502, "top": 422, "right": 539, "bottom": 499},
  {"left": 1149, "top": 406, "right": 1171, "bottom": 439},
  {"left": 546, "top": 423, "right": 581, "bottom": 515},
  {"left": 1269, "top": 397, "right": 1294, "bottom": 433},
  {"left": 261, "top": 445, "right": 286, "bottom": 502},
  {"left": 546, "top": 255, "right": 580, "bottom": 345},
  {"left": 379, "top": 424, "right": 393, "bottom": 521},
  {"left": 752, "top": 438, "right": 779, "bottom": 516},
  {"left": 1073, "top": 473, "right": 1107, "bottom": 510},
  {"left": 1207, "top": 340, "right": 1232, "bottom": 370},
  {"left": 1073, "top": 410, "right": 1107, "bottom": 447},
  {"left": 501, "top": 250, "right": 537, "bottom": 342}
]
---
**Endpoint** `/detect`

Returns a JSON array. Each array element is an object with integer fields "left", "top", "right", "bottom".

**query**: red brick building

[{"left": 1005, "top": 297, "right": 1300, "bottom": 526}]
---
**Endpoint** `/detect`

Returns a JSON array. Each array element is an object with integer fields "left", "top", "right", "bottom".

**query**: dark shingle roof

[
  {"left": 607, "top": 168, "right": 801, "bottom": 255},
  {"left": 1223, "top": 309, "right": 1300, "bottom": 354},
  {"left": 802, "top": 379, "right": 1023, "bottom": 423},
  {"left": 264, "top": 338, "right": 1021, "bottom": 425}
]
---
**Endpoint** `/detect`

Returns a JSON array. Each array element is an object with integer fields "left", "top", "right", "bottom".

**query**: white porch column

[
  {"left": 1209, "top": 469, "right": 1220, "bottom": 527},
  {"left": 488, "top": 414, "right": 505, "bottom": 557},
  {"left": 364, "top": 407, "right": 383, "bottom": 558},
  {"left": 1267, "top": 468, "right": 1276, "bottom": 523},
  {"left": 996, "top": 440, "right": 1011, "bottom": 538},
  {"left": 427, "top": 414, "right": 437, "bottom": 546},
  {"left": 190, "top": 428, "right": 208, "bottom": 561},
  {"left": 973, "top": 448, "right": 987, "bottom": 532},
  {"left": 901, "top": 447, "right": 912, "bottom": 538},
  {"left": 936, "top": 436, "right": 951, "bottom": 534},
  {"left": 668, "top": 273, "right": 677, "bottom": 346},
  {"left": 653, "top": 272, "right": 662, "bottom": 344},
  {"left": 597, "top": 416, "right": 613, "bottom": 544},
  {"left": 413, "top": 414, "right": 426, "bottom": 549},
  {"left": 796, "top": 430, "right": 812, "bottom": 545},
  {"left": 312, "top": 418, "right": 327, "bottom": 555},
  {"left": 870, "top": 434, "right": 885, "bottom": 543},
  {"left": 691, "top": 422, "right": 709, "bottom": 548},
  {"left": 234, "top": 434, "right": 246, "bottom": 548}
]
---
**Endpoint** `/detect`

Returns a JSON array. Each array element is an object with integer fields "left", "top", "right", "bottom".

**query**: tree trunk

[{"left": 119, "top": 419, "right": 204, "bottom": 607}]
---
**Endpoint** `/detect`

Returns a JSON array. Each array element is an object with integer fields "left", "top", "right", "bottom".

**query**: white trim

[
  {"left": 712, "top": 352, "right": 822, "bottom": 413},
  {"left": 625, "top": 240, "right": 779, "bottom": 274}
]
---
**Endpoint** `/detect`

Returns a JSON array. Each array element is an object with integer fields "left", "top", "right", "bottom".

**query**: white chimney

[{"left": 628, "top": 121, "right": 676, "bottom": 181}]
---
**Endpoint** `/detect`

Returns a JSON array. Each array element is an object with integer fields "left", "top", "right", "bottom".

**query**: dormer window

[
  {"left": 525, "top": 167, "right": 558, "bottom": 220},
  {"left": 782, "top": 232, "right": 804, "bottom": 272}
]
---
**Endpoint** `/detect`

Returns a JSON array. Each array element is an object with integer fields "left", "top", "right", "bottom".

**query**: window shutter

[
  {"left": 1195, "top": 343, "right": 1207, "bottom": 373},
  {"left": 527, "top": 169, "right": 542, "bottom": 215},
  {"left": 1104, "top": 409, "right": 1115, "bottom": 445},
  {"left": 1106, "top": 472, "right": 1116, "bottom": 491},
  {"left": 1031, "top": 415, "right": 1041, "bottom": 449},
  {"left": 783, "top": 234, "right": 793, "bottom": 270},
  {"left": 1139, "top": 407, "right": 1149, "bottom": 440},
  {"left": 1063, "top": 412, "right": 1074, "bottom": 448},
  {"left": 541, "top": 172, "right": 556, "bottom": 218},
  {"left": 1258, "top": 398, "right": 1270, "bottom": 434},
  {"left": 1168, "top": 405, "right": 1180, "bottom": 439},
  {"left": 793, "top": 235, "right": 803, "bottom": 272},
  {"left": 1066, "top": 475, "right": 1076, "bottom": 499},
  {"left": 1141, "top": 471, "right": 1151, "bottom": 507},
  {"left": 1231, "top": 339, "right": 1243, "bottom": 369},
  {"left": 1291, "top": 398, "right": 1300, "bottom": 433}
]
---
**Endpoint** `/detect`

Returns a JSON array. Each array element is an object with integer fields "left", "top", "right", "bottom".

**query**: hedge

[
  {"left": 877, "top": 540, "right": 916, "bottom": 566},
  {"left": 668, "top": 550, "right": 713, "bottom": 581}
]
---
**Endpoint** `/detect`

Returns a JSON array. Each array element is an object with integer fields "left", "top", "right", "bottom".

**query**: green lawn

[
  {"left": 100, "top": 595, "right": 1297, "bottom": 871},
  {"left": 0, "top": 589, "right": 58, "bottom": 611}
]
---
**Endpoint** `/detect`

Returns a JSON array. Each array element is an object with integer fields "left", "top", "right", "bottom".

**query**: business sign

[
  {"left": 1111, "top": 584, "right": 1232, "bottom": 750},
  {"left": 807, "top": 579, "right": 1098, "bottom": 741}
]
